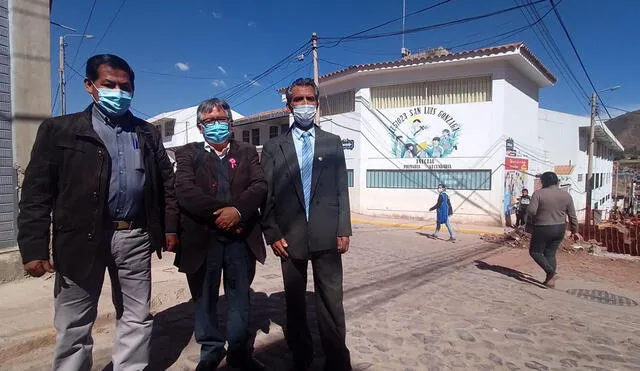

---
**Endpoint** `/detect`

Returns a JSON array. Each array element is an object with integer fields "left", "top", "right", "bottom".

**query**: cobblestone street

[{"left": 1, "top": 223, "right": 639, "bottom": 370}]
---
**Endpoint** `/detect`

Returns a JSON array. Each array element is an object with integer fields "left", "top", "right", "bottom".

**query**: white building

[{"left": 538, "top": 109, "right": 623, "bottom": 219}]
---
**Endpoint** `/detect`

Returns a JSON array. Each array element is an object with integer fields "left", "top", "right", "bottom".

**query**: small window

[
  {"left": 251, "top": 128, "right": 260, "bottom": 145},
  {"left": 269, "top": 125, "right": 279, "bottom": 138},
  {"left": 230, "top": 131, "right": 236, "bottom": 140},
  {"left": 347, "top": 169, "right": 354, "bottom": 187},
  {"left": 164, "top": 122, "right": 175, "bottom": 137},
  {"left": 242, "top": 130, "right": 250, "bottom": 143},
  {"left": 578, "top": 174, "right": 583, "bottom": 182}
]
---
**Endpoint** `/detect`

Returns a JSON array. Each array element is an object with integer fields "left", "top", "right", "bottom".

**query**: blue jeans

[
  {"left": 191, "top": 239, "right": 252, "bottom": 366},
  {"left": 434, "top": 218, "right": 455, "bottom": 238}
]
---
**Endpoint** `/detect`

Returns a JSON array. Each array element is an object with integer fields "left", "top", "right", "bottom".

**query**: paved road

[{"left": 2, "top": 223, "right": 639, "bottom": 370}]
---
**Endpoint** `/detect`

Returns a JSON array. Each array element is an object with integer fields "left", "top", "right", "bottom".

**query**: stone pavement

[{"left": 1, "top": 222, "right": 639, "bottom": 370}]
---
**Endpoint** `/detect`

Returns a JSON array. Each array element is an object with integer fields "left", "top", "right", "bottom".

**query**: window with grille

[
  {"left": 320, "top": 91, "right": 355, "bottom": 116},
  {"left": 347, "top": 169, "right": 354, "bottom": 187},
  {"left": 269, "top": 125, "right": 279, "bottom": 138},
  {"left": 164, "top": 120, "right": 175, "bottom": 137},
  {"left": 366, "top": 169, "right": 492, "bottom": 190},
  {"left": 371, "top": 76, "right": 492, "bottom": 109},
  {"left": 242, "top": 130, "right": 250, "bottom": 143},
  {"left": 251, "top": 128, "right": 260, "bottom": 145}
]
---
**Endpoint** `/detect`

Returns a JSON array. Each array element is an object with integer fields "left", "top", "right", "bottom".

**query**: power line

[
  {"left": 322, "top": 0, "right": 454, "bottom": 49},
  {"left": 91, "top": 0, "right": 128, "bottom": 53},
  {"left": 548, "top": 0, "right": 613, "bottom": 119},
  {"left": 321, "top": 0, "right": 546, "bottom": 43},
  {"left": 318, "top": 58, "right": 348, "bottom": 69},
  {"left": 70, "top": 0, "right": 98, "bottom": 67}
]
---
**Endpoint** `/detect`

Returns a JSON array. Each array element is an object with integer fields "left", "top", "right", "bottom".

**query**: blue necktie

[{"left": 301, "top": 132, "right": 313, "bottom": 219}]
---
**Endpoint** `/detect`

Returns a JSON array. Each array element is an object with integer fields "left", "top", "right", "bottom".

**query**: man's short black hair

[
  {"left": 540, "top": 172, "right": 559, "bottom": 188},
  {"left": 86, "top": 54, "right": 135, "bottom": 89},
  {"left": 285, "top": 77, "right": 319, "bottom": 105},
  {"left": 522, "top": 188, "right": 529, "bottom": 193}
]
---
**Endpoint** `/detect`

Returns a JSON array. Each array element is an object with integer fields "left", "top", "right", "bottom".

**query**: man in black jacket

[
  {"left": 261, "top": 78, "right": 352, "bottom": 370},
  {"left": 174, "top": 98, "right": 267, "bottom": 370},
  {"left": 17, "top": 54, "right": 178, "bottom": 370}
]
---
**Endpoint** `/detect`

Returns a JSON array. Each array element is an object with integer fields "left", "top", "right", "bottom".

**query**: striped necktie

[{"left": 301, "top": 131, "right": 313, "bottom": 219}]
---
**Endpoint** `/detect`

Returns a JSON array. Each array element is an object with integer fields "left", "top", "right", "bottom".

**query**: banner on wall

[{"left": 389, "top": 106, "right": 462, "bottom": 159}]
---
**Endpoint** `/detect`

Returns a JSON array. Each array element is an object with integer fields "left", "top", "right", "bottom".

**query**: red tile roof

[
  {"left": 319, "top": 42, "right": 556, "bottom": 84},
  {"left": 554, "top": 165, "right": 575, "bottom": 176}
]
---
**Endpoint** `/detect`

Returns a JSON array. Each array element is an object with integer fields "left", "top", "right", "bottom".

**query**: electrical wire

[
  {"left": 69, "top": 0, "right": 98, "bottom": 68},
  {"left": 91, "top": 0, "right": 128, "bottom": 53},
  {"left": 320, "top": 0, "right": 546, "bottom": 44},
  {"left": 321, "top": 0, "right": 453, "bottom": 49},
  {"left": 549, "top": 0, "right": 613, "bottom": 119}
]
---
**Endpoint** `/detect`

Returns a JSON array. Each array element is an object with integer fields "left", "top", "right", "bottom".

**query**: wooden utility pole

[
  {"left": 585, "top": 92, "right": 597, "bottom": 226},
  {"left": 312, "top": 32, "right": 320, "bottom": 124}
]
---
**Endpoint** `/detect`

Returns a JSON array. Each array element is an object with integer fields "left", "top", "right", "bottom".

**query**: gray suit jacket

[{"left": 261, "top": 126, "right": 352, "bottom": 260}]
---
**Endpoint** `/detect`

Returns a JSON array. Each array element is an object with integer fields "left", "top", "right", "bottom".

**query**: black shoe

[{"left": 196, "top": 360, "right": 220, "bottom": 371}]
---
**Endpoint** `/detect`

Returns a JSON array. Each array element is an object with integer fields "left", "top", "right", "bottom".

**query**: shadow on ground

[
  {"left": 474, "top": 260, "right": 546, "bottom": 289},
  {"left": 99, "top": 291, "right": 332, "bottom": 370}
]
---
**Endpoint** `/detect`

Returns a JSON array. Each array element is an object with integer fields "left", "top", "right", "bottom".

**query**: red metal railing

[{"left": 578, "top": 212, "right": 640, "bottom": 256}]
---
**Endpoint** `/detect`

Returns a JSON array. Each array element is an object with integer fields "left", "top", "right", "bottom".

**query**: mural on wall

[
  {"left": 503, "top": 157, "right": 529, "bottom": 216},
  {"left": 389, "top": 106, "right": 462, "bottom": 158}
]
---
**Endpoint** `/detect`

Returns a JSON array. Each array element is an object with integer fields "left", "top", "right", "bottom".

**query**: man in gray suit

[{"left": 261, "top": 78, "right": 352, "bottom": 371}]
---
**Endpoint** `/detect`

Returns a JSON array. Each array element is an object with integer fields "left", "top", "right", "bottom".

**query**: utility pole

[
  {"left": 185, "top": 120, "right": 189, "bottom": 144},
  {"left": 58, "top": 36, "right": 66, "bottom": 115},
  {"left": 311, "top": 32, "right": 320, "bottom": 124},
  {"left": 585, "top": 92, "right": 597, "bottom": 227}
]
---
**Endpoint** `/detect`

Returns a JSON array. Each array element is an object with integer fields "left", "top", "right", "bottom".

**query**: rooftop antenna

[{"left": 401, "top": 0, "right": 410, "bottom": 58}]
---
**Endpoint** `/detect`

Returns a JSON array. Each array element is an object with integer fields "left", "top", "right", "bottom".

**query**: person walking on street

[
  {"left": 17, "top": 54, "right": 179, "bottom": 370},
  {"left": 173, "top": 98, "right": 267, "bottom": 370},
  {"left": 515, "top": 188, "right": 531, "bottom": 227},
  {"left": 526, "top": 172, "right": 581, "bottom": 288},
  {"left": 261, "top": 78, "right": 352, "bottom": 371},
  {"left": 429, "top": 183, "right": 455, "bottom": 241}
]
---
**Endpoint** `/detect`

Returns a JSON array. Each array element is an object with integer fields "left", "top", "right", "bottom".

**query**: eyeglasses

[{"left": 199, "top": 118, "right": 231, "bottom": 126}]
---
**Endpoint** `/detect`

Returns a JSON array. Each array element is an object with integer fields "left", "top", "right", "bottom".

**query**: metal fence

[{"left": 579, "top": 211, "right": 640, "bottom": 256}]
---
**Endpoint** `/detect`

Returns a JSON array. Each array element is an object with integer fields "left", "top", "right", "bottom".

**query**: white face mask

[{"left": 293, "top": 104, "right": 316, "bottom": 128}]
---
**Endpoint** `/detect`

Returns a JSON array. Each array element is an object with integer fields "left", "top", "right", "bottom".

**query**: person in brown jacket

[{"left": 527, "top": 172, "right": 581, "bottom": 288}]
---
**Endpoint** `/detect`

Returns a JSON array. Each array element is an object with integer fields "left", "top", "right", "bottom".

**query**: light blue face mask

[
  {"left": 92, "top": 85, "right": 133, "bottom": 117},
  {"left": 203, "top": 122, "right": 231, "bottom": 144},
  {"left": 293, "top": 104, "right": 316, "bottom": 128}
]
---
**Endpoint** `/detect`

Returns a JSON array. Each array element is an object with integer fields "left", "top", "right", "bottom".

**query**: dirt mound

[{"left": 480, "top": 228, "right": 601, "bottom": 254}]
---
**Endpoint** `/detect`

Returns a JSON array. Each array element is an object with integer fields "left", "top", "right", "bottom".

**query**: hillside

[{"left": 606, "top": 109, "right": 640, "bottom": 156}]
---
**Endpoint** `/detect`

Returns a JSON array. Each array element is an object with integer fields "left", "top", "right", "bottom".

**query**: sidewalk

[{"left": 351, "top": 212, "right": 507, "bottom": 235}]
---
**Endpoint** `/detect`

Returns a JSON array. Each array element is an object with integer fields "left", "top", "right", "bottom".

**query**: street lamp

[
  {"left": 58, "top": 34, "right": 94, "bottom": 115},
  {"left": 585, "top": 84, "right": 620, "bottom": 228}
]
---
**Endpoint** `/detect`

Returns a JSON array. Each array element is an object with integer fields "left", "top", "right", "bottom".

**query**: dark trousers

[
  {"left": 529, "top": 224, "right": 565, "bottom": 275},
  {"left": 282, "top": 250, "right": 351, "bottom": 371},
  {"left": 516, "top": 209, "right": 528, "bottom": 226},
  {"left": 186, "top": 239, "right": 256, "bottom": 367}
]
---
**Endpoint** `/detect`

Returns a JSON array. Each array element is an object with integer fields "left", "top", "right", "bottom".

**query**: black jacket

[
  {"left": 17, "top": 106, "right": 178, "bottom": 281},
  {"left": 173, "top": 141, "right": 267, "bottom": 273},
  {"left": 261, "top": 127, "right": 352, "bottom": 260}
]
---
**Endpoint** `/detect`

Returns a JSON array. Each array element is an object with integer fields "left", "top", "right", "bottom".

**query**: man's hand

[
  {"left": 214, "top": 207, "right": 241, "bottom": 230},
  {"left": 337, "top": 236, "right": 350, "bottom": 254},
  {"left": 165, "top": 234, "right": 179, "bottom": 252},
  {"left": 571, "top": 232, "right": 582, "bottom": 242},
  {"left": 24, "top": 260, "right": 54, "bottom": 277},
  {"left": 271, "top": 238, "right": 289, "bottom": 258}
]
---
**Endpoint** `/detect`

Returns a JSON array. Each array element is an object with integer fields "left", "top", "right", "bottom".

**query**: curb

[{"left": 351, "top": 218, "right": 504, "bottom": 236}]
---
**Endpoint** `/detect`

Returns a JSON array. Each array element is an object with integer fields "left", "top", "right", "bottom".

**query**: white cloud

[
  {"left": 212, "top": 11, "right": 222, "bottom": 19},
  {"left": 211, "top": 79, "right": 226, "bottom": 88},
  {"left": 217, "top": 66, "right": 227, "bottom": 75},
  {"left": 250, "top": 80, "right": 261, "bottom": 87},
  {"left": 175, "top": 62, "right": 189, "bottom": 72},
  {"left": 247, "top": 21, "right": 257, "bottom": 28}
]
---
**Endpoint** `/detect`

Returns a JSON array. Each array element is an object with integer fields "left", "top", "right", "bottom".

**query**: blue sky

[{"left": 50, "top": 0, "right": 639, "bottom": 119}]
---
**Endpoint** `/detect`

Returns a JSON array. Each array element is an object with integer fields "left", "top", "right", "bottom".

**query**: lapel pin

[{"left": 318, "top": 157, "right": 323, "bottom": 161}]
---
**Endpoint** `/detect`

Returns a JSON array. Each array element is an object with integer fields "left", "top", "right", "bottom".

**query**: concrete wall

[{"left": 1, "top": 0, "right": 50, "bottom": 282}]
